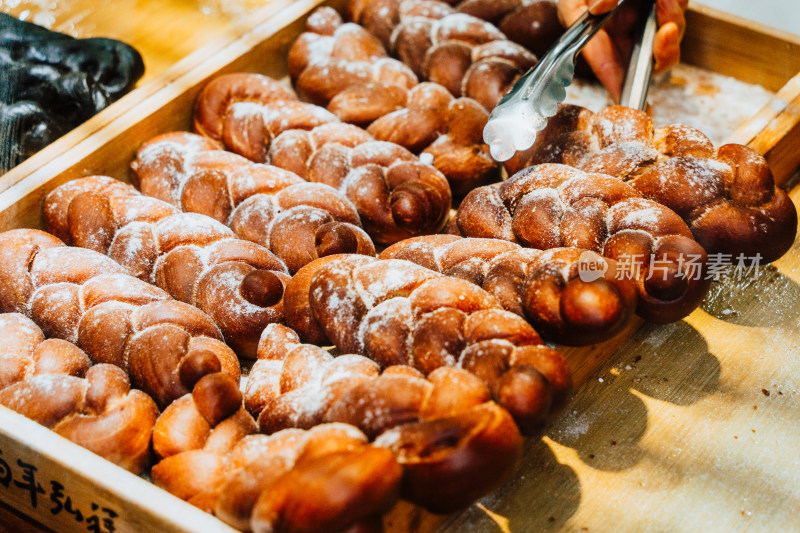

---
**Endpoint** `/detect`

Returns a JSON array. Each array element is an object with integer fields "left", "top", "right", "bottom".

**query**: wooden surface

[
  {"left": 683, "top": 3, "right": 800, "bottom": 92},
  {"left": 0, "top": 406, "right": 237, "bottom": 533},
  {"left": 438, "top": 181, "right": 800, "bottom": 532},
  {"left": 1, "top": 0, "right": 275, "bottom": 84},
  {"left": 0, "top": 1, "right": 798, "bottom": 532},
  {"left": 0, "top": 0, "right": 293, "bottom": 195},
  {"left": 730, "top": 72, "right": 800, "bottom": 186}
]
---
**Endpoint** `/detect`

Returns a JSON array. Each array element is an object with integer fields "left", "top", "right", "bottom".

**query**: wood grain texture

[
  {"left": 440, "top": 185, "right": 800, "bottom": 532},
  {"left": 0, "top": 0, "right": 269, "bottom": 84},
  {"left": 0, "top": 1, "right": 797, "bottom": 532},
  {"left": 728, "top": 73, "right": 800, "bottom": 186},
  {"left": 0, "top": 0, "right": 290, "bottom": 197},
  {"left": 683, "top": 2, "right": 800, "bottom": 91}
]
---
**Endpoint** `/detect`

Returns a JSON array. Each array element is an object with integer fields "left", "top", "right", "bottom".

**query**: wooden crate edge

[
  {"left": 0, "top": 0, "right": 297, "bottom": 196},
  {"left": 0, "top": 406, "right": 236, "bottom": 533}
]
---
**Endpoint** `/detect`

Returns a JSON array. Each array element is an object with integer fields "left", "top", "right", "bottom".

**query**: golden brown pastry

[
  {"left": 129, "top": 132, "right": 376, "bottom": 271},
  {"left": 454, "top": 164, "right": 712, "bottom": 323},
  {"left": 151, "top": 422, "right": 402, "bottom": 533},
  {"left": 0, "top": 228, "right": 240, "bottom": 408},
  {"left": 0, "top": 313, "right": 157, "bottom": 474},
  {"left": 507, "top": 105, "right": 798, "bottom": 263},
  {"left": 132, "top": 129, "right": 449, "bottom": 247},
  {"left": 246, "top": 323, "right": 523, "bottom": 512},
  {"left": 44, "top": 176, "right": 290, "bottom": 358},
  {"left": 268, "top": 125, "right": 452, "bottom": 243},
  {"left": 0, "top": 312, "right": 90, "bottom": 389},
  {"left": 284, "top": 254, "right": 571, "bottom": 434},
  {"left": 193, "top": 73, "right": 339, "bottom": 162},
  {"left": 289, "top": 8, "right": 501, "bottom": 194},
  {"left": 381, "top": 235, "right": 638, "bottom": 344},
  {"left": 342, "top": 1, "right": 540, "bottom": 110},
  {"left": 451, "top": 0, "right": 562, "bottom": 56}
]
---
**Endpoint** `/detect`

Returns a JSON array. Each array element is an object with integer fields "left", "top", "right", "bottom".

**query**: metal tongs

[{"left": 483, "top": 0, "right": 658, "bottom": 161}]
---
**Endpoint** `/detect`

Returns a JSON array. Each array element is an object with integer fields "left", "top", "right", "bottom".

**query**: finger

[
  {"left": 653, "top": 22, "right": 681, "bottom": 73},
  {"left": 588, "top": 0, "right": 620, "bottom": 15},
  {"left": 582, "top": 30, "right": 626, "bottom": 102},
  {"left": 558, "top": 0, "right": 591, "bottom": 26},
  {"left": 656, "top": 0, "right": 687, "bottom": 39}
]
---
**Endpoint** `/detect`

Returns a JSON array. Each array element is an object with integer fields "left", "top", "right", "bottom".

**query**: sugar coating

[{"left": 565, "top": 63, "right": 774, "bottom": 146}]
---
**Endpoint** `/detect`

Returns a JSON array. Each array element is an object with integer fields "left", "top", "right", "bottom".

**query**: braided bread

[
  {"left": 129, "top": 131, "right": 377, "bottom": 271},
  {"left": 0, "top": 312, "right": 90, "bottom": 389},
  {"left": 284, "top": 254, "right": 570, "bottom": 434},
  {"left": 454, "top": 164, "right": 711, "bottom": 323},
  {"left": 191, "top": 74, "right": 453, "bottom": 233},
  {"left": 507, "top": 105, "right": 798, "bottom": 263},
  {"left": 193, "top": 73, "right": 339, "bottom": 160},
  {"left": 246, "top": 323, "right": 522, "bottom": 512},
  {"left": 0, "top": 229, "right": 240, "bottom": 408},
  {"left": 0, "top": 313, "right": 157, "bottom": 474},
  {"left": 381, "top": 235, "right": 638, "bottom": 344},
  {"left": 268, "top": 125, "right": 452, "bottom": 243},
  {"left": 132, "top": 129, "right": 449, "bottom": 247},
  {"left": 44, "top": 176, "right": 290, "bottom": 358},
  {"left": 152, "top": 421, "right": 401, "bottom": 533},
  {"left": 289, "top": 8, "right": 500, "bottom": 193},
  {"left": 342, "top": 1, "right": 539, "bottom": 110},
  {"left": 449, "top": 0, "right": 562, "bottom": 56}
]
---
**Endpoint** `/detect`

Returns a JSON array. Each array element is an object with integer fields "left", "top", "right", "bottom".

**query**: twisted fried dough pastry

[
  {"left": 0, "top": 229, "right": 240, "bottom": 408},
  {"left": 284, "top": 254, "right": 570, "bottom": 434},
  {"left": 507, "top": 105, "right": 798, "bottom": 263},
  {"left": 129, "top": 132, "right": 376, "bottom": 271},
  {"left": 132, "top": 129, "right": 449, "bottom": 246},
  {"left": 191, "top": 74, "right": 454, "bottom": 231},
  {"left": 245, "top": 323, "right": 523, "bottom": 512},
  {"left": 454, "top": 164, "right": 712, "bottom": 323},
  {"left": 193, "top": 72, "right": 339, "bottom": 160},
  {"left": 289, "top": 8, "right": 500, "bottom": 193},
  {"left": 44, "top": 176, "right": 290, "bottom": 358},
  {"left": 0, "top": 313, "right": 157, "bottom": 473},
  {"left": 448, "top": 0, "right": 562, "bottom": 56},
  {"left": 268, "top": 124, "right": 452, "bottom": 243},
  {"left": 152, "top": 420, "right": 401, "bottom": 533},
  {"left": 381, "top": 235, "right": 638, "bottom": 344},
  {"left": 341, "top": 1, "right": 540, "bottom": 110}
]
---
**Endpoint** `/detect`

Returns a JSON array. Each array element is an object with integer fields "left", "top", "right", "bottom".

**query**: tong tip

[{"left": 483, "top": 102, "right": 549, "bottom": 162}]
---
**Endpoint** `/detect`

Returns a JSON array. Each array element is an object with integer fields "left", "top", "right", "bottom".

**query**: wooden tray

[
  {"left": 0, "top": 1, "right": 798, "bottom": 532},
  {"left": 0, "top": 0, "right": 295, "bottom": 195}
]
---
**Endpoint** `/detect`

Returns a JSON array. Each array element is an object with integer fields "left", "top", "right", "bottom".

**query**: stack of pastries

[{"left": 0, "top": 1, "right": 795, "bottom": 532}]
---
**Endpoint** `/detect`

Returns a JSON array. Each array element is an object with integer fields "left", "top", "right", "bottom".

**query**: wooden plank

[
  {"left": 1, "top": 0, "right": 273, "bottom": 85},
  {"left": 682, "top": 3, "right": 800, "bottom": 91},
  {"left": 0, "top": 499, "right": 54, "bottom": 533},
  {"left": 0, "top": 406, "right": 237, "bottom": 533},
  {"left": 728, "top": 73, "right": 800, "bottom": 186},
  {"left": 0, "top": 0, "right": 294, "bottom": 197}
]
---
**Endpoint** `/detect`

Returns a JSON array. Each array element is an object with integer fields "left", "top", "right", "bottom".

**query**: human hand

[{"left": 558, "top": 0, "right": 688, "bottom": 102}]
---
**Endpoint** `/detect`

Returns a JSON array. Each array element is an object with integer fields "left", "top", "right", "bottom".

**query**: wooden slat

[
  {"left": 0, "top": 0, "right": 294, "bottom": 198},
  {"left": 728, "top": 72, "right": 800, "bottom": 186},
  {"left": 682, "top": 3, "right": 800, "bottom": 91},
  {"left": 0, "top": 406, "right": 237, "bottom": 533}
]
